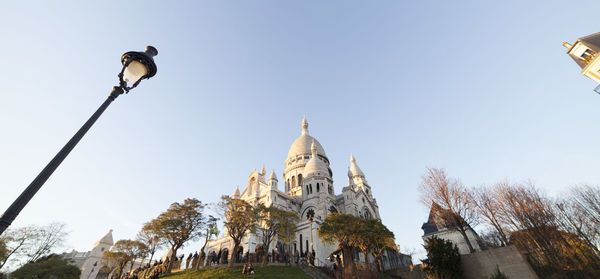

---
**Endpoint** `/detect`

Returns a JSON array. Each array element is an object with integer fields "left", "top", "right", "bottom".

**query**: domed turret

[
  {"left": 269, "top": 170, "right": 278, "bottom": 182},
  {"left": 304, "top": 140, "right": 330, "bottom": 178},
  {"left": 269, "top": 170, "right": 278, "bottom": 189},
  {"left": 349, "top": 153, "right": 365, "bottom": 178}
]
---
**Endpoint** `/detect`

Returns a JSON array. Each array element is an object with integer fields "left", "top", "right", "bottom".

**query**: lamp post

[
  {"left": 306, "top": 209, "right": 315, "bottom": 265},
  {"left": 0, "top": 46, "right": 158, "bottom": 235}
]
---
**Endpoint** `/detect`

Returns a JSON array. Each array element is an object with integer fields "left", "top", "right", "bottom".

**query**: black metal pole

[{"left": 0, "top": 86, "right": 124, "bottom": 235}]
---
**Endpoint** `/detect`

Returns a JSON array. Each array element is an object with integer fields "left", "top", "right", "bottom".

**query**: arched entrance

[{"left": 221, "top": 248, "right": 229, "bottom": 264}]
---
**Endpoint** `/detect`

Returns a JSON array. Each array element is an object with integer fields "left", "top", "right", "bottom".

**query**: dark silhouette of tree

[
  {"left": 422, "top": 236, "right": 462, "bottom": 279},
  {"left": 10, "top": 254, "right": 79, "bottom": 279}
]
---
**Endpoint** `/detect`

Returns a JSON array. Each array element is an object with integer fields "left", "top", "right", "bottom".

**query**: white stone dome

[
  {"left": 287, "top": 117, "right": 327, "bottom": 160},
  {"left": 287, "top": 134, "right": 327, "bottom": 159},
  {"left": 304, "top": 140, "right": 330, "bottom": 178}
]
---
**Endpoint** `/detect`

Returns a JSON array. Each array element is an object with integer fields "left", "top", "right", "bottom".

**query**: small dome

[
  {"left": 304, "top": 140, "right": 330, "bottom": 178},
  {"left": 287, "top": 117, "right": 327, "bottom": 160}
]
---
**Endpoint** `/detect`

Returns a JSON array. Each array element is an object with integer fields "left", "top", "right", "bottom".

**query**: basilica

[{"left": 204, "top": 117, "right": 408, "bottom": 269}]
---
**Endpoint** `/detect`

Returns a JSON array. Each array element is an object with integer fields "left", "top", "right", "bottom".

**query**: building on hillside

[
  {"left": 61, "top": 229, "right": 114, "bottom": 279},
  {"left": 204, "top": 117, "right": 409, "bottom": 270},
  {"left": 421, "top": 203, "right": 483, "bottom": 255},
  {"left": 62, "top": 229, "right": 156, "bottom": 279}
]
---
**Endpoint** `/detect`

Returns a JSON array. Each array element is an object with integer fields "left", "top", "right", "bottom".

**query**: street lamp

[
  {"left": 0, "top": 46, "right": 158, "bottom": 235},
  {"left": 306, "top": 209, "right": 315, "bottom": 265}
]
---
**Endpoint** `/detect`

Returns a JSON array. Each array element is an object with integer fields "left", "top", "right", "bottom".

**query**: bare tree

[
  {"left": 472, "top": 185, "right": 508, "bottom": 246},
  {"left": 494, "top": 183, "right": 574, "bottom": 271},
  {"left": 419, "top": 168, "right": 478, "bottom": 253},
  {"left": 0, "top": 226, "right": 36, "bottom": 270},
  {"left": 26, "top": 223, "right": 67, "bottom": 263},
  {"left": 0, "top": 223, "right": 67, "bottom": 271},
  {"left": 570, "top": 185, "right": 600, "bottom": 249}
]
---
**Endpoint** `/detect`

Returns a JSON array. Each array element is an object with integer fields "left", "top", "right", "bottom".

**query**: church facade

[
  {"left": 61, "top": 229, "right": 114, "bottom": 279},
  {"left": 204, "top": 118, "right": 404, "bottom": 269}
]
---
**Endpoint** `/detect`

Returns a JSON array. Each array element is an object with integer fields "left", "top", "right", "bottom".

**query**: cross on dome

[{"left": 302, "top": 115, "right": 309, "bottom": 135}]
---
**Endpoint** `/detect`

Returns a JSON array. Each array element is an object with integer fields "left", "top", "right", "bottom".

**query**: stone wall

[
  {"left": 386, "top": 246, "right": 537, "bottom": 279},
  {"left": 461, "top": 245, "right": 538, "bottom": 279}
]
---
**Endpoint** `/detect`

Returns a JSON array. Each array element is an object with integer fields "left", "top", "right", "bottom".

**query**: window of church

[
  {"left": 317, "top": 183, "right": 320, "bottom": 192},
  {"left": 292, "top": 176, "right": 296, "bottom": 187},
  {"left": 298, "top": 174, "right": 303, "bottom": 186}
]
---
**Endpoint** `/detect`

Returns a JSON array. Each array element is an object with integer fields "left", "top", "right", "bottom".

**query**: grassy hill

[{"left": 160, "top": 266, "right": 312, "bottom": 279}]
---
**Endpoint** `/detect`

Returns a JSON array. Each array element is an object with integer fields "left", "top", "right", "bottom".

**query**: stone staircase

[{"left": 299, "top": 264, "right": 333, "bottom": 279}]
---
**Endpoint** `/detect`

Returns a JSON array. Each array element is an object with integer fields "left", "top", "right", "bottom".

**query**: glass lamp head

[{"left": 119, "top": 46, "right": 158, "bottom": 92}]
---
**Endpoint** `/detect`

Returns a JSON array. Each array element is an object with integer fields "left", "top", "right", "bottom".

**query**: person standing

[
  {"left": 192, "top": 251, "right": 199, "bottom": 269},
  {"left": 185, "top": 253, "right": 192, "bottom": 270}
]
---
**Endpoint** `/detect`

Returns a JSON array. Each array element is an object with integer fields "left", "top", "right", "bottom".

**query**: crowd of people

[{"left": 109, "top": 246, "right": 328, "bottom": 278}]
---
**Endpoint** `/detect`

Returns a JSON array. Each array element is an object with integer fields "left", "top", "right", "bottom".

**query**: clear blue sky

[{"left": 1, "top": 0, "right": 600, "bottom": 261}]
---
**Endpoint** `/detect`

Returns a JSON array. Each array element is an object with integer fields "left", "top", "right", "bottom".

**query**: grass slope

[{"left": 160, "top": 266, "right": 312, "bottom": 279}]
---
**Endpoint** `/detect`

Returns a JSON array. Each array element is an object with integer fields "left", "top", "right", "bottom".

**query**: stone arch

[
  {"left": 361, "top": 206, "right": 372, "bottom": 219},
  {"left": 221, "top": 248, "right": 229, "bottom": 264},
  {"left": 298, "top": 174, "right": 303, "bottom": 187},
  {"left": 292, "top": 176, "right": 296, "bottom": 187}
]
